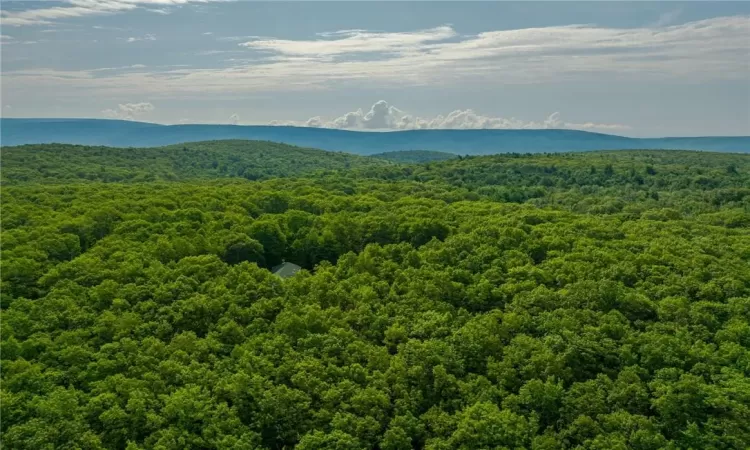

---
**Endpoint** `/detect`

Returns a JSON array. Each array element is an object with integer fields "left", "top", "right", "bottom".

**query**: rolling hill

[
  {"left": 2, "top": 118, "right": 748, "bottom": 154},
  {"left": 0, "top": 140, "right": 390, "bottom": 184}
]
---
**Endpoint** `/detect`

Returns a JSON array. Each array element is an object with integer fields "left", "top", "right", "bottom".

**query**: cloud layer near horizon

[
  {"left": 269, "top": 100, "right": 630, "bottom": 132},
  {"left": 102, "top": 102, "right": 155, "bottom": 120}
]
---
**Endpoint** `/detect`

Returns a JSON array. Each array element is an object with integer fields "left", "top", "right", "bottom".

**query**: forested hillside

[
  {"left": 370, "top": 150, "right": 459, "bottom": 163},
  {"left": 2, "top": 145, "right": 749, "bottom": 449},
  {"left": 356, "top": 151, "right": 750, "bottom": 224},
  {"left": 1, "top": 141, "right": 389, "bottom": 184}
]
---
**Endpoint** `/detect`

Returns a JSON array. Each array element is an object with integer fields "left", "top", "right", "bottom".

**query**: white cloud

[
  {"left": 92, "top": 25, "right": 128, "bottom": 31},
  {"left": 229, "top": 113, "right": 240, "bottom": 125},
  {"left": 126, "top": 34, "right": 156, "bottom": 43},
  {"left": 3, "top": 16, "right": 747, "bottom": 99},
  {"left": 238, "top": 16, "right": 749, "bottom": 84},
  {"left": 1, "top": 1, "right": 221, "bottom": 27},
  {"left": 102, "top": 102, "right": 155, "bottom": 120},
  {"left": 2, "top": 38, "right": 44, "bottom": 45},
  {"left": 39, "top": 28, "right": 78, "bottom": 33},
  {"left": 218, "top": 35, "right": 267, "bottom": 42},
  {"left": 270, "top": 100, "right": 630, "bottom": 132},
  {"left": 91, "top": 64, "right": 147, "bottom": 72},
  {"left": 240, "top": 25, "right": 456, "bottom": 59},
  {"left": 196, "top": 50, "right": 241, "bottom": 56}
]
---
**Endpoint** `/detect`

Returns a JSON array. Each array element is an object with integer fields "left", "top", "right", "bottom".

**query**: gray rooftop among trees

[{"left": 272, "top": 262, "right": 302, "bottom": 279}]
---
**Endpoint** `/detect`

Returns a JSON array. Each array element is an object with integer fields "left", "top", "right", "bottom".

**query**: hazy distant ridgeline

[{"left": 2, "top": 118, "right": 748, "bottom": 154}]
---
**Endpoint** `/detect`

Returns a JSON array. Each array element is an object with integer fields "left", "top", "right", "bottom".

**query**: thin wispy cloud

[
  {"left": 40, "top": 28, "right": 79, "bottom": 33},
  {"left": 218, "top": 35, "right": 271, "bottom": 42},
  {"left": 91, "top": 64, "right": 147, "bottom": 72},
  {"left": 1, "top": 0, "right": 221, "bottom": 27},
  {"left": 270, "top": 100, "right": 630, "bottom": 132},
  {"left": 4, "top": 17, "right": 748, "bottom": 99},
  {"left": 241, "top": 17, "right": 748, "bottom": 69},
  {"left": 126, "top": 34, "right": 156, "bottom": 43},
  {"left": 2, "top": 36, "right": 45, "bottom": 45},
  {"left": 196, "top": 50, "right": 243, "bottom": 56},
  {"left": 92, "top": 25, "right": 129, "bottom": 31},
  {"left": 240, "top": 25, "right": 457, "bottom": 58}
]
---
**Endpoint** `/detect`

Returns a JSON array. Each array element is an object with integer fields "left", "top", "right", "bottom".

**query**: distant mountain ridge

[{"left": 2, "top": 118, "right": 748, "bottom": 154}]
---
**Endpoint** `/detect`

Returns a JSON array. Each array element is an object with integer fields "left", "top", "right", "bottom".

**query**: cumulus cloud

[
  {"left": 1, "top": 1, "right": 220, "bottom": 27},
  {"left": 229, "top": 113, "right": 240, "bottom": 125},
  {"left": 270, "top": 100, "right": 630, "bottom": 132},
  {"left": 102, "top": 102, "right": 155, "bottom": 120}
]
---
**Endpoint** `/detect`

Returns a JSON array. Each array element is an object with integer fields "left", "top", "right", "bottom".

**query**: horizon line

[{"left": 5, "top": 117, "right": 750, "bottom": 139}]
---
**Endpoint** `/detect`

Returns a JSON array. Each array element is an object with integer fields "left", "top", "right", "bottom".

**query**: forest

[
  {"left": 368, "top": 151, "right": 458, "bottom": 164},
  {"left": 1, "top": 141, "right": 390, "bottom": 184},
  {"left": 1, "top": 141, "right": 749, "bottom": 449}
]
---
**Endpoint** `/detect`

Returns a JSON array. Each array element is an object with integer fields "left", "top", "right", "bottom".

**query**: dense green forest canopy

[
  {"left": 1, "top": 141, "right": 390, "bottom": 184},
  {"left": 1, "top": 142, "right": 750, "bottom": 449},
  {"left": 370, "top": 150, "right": 459, "bottom": 164}
]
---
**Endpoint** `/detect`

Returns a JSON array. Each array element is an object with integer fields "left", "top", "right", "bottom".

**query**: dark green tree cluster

[{"left": 1, "top": 145, "right": 749, "bottom": 449}]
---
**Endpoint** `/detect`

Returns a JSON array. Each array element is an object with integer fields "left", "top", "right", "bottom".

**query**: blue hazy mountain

[{"left": 2, "top": 118, "right": 748, "bottom": 154}]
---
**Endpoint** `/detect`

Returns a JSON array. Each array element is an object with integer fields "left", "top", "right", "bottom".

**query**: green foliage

[
  {"left": 370, "top": 150, "right": 459, "bottom": 164},
  {"left": 355, "top": 150, "right": 750, "bottom": 217},
  {"left": 2, "top": 146, "right": 749, "bottom": 449},
  {"left": 1, "top": 140, "right": 390, "bottom": 184}
]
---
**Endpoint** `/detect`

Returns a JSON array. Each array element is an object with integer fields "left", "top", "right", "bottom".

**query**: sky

[{"left": 1, "top": 1, "right": 749, "bottom": 137}]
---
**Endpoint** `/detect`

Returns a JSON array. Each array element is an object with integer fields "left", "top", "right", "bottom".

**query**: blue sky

[{"left": 1, "top": 1, "right": 749, "bottom": 136}]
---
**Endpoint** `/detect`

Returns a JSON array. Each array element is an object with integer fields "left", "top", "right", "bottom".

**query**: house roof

[{"left": 271, "top": 261, "right": 302, "bottom": 279}]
